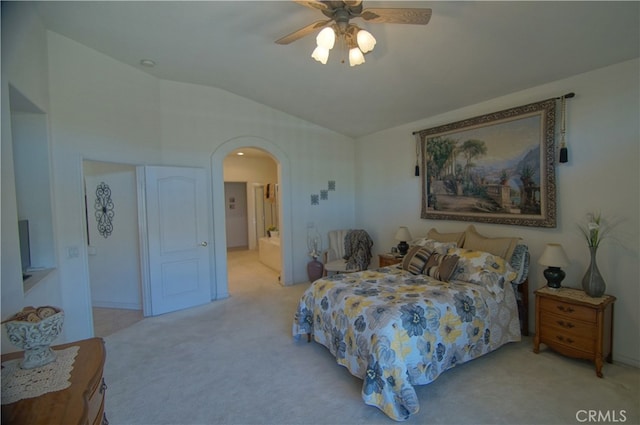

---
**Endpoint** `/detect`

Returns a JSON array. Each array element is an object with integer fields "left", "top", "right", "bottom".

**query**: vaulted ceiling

[{"left": 31, "top": 1, "right": 639, "bottom": 138}]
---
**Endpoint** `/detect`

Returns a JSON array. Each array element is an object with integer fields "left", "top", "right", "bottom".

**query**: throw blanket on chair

[{"left": 343, "top": 229, "right": 373, "bottom": 271}]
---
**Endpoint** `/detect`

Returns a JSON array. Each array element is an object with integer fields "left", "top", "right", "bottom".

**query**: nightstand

[
  {"left": 379, "top": 253, "right": 402, "bottom": 268},
  {"left": 533, "top": 286, "right": 616, "bottom": 377}
]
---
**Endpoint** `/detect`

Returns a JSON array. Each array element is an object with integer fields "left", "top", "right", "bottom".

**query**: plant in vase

[
  {"left": 578, "top": 212, "right": 613, "bottom": 297},
  {"left": 267, "top": 226, "right": 278, "bottom": 238}
]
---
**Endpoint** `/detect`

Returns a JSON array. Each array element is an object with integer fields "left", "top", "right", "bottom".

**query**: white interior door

[{"left": 139, "top": 165, "right": 211, "bottom": 316}]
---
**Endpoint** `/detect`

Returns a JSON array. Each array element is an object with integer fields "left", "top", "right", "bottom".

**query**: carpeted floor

[{"left": 102, "top": 250, "right": 639, "bottom": 425}]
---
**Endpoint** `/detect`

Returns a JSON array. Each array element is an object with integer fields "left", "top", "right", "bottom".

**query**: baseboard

[
  {"left": 614, "top": 353, "right": 640, "bottom": 369},
  {"left": 92, "top": 300, "right": 141, "bottom": 310}
]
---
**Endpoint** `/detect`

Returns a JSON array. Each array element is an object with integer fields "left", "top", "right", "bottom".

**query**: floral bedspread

[{"left": 293, "top": 267, "right": 521, "bottom": 421}]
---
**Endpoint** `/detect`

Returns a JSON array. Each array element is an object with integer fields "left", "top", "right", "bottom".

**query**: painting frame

[{"left": 418, "top": 98, "right": 557, "bottom": 228}]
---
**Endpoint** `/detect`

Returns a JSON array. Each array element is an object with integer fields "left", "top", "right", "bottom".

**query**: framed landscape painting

[{"left": 417, "top": 98, "right": 557, "bottom": 227}]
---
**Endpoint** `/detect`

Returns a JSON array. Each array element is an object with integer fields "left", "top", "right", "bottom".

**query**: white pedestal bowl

[{"left": 4, "top": 306, "right": 64, "bottom": 369}]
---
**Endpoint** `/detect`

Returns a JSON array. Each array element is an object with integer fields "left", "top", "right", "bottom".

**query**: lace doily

[{"left": 1, "top": 346, "right": 79, "bottom": 405}]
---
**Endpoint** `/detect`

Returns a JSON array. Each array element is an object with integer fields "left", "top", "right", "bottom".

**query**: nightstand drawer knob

[
  {"left": 557, "top": 305, "right": 574, "bottom": 313},
  {"left": 557, "top": 320, "right": 575, "bottom": 328},
  {"left": 556, "top": 335, "right": 574, "bottom": 344}
]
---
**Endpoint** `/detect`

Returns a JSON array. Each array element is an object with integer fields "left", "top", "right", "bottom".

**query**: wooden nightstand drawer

[
  {"left": 539, "top": 296, "right": 596, "bottom": 323},
  {"left": 539, "top": 323, "right": 595, "bottom": 353},
  {"left": 88, "top": 378, "right": 107, "bottom": 425},
  {"left": 540, "top": 312, "right": 595, "bottom": 339}
]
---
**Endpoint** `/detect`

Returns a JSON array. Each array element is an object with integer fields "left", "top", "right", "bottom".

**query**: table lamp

[
  {"left": 394, "top": 226, "right": 412, "bottom": 256},
  {"left": 538, "top": 243, "right": 570, "bottom": 289}
]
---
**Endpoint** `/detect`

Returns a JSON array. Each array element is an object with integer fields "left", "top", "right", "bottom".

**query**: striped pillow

[
  {"left": 424, "top": 253, "right": 459, "bottom": 282},
  {"left": 401, "top": 246, "right": 432, "bottom": 275}
]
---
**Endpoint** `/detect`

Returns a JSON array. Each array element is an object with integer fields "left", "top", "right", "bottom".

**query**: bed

[{"left": 292, "top": 225, "right": 529, "bottom": 421}]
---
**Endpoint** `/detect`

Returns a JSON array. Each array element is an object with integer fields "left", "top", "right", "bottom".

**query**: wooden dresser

[
  {"left": 1, "top": 337, "right": 107, "bottom": 425},
  {"left": 533, "top": 286, "right": 615, "bottom": 377}
]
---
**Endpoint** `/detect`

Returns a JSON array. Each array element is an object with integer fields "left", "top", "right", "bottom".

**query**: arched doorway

[{"left": 210, "top": 137, "right": 293, "bottom": 299}]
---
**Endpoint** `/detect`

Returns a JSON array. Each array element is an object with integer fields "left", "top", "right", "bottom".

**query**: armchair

[{"left": 323, "top": 229, "right": 373, "bottom": 276}]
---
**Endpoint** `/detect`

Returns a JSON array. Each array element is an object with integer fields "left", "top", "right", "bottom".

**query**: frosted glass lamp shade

[
  {"left": 316, "top": 27, "right": 336, "bottom": 49},
  {"left": 311, "top": 46, "right": 330, "bottom": 64},
  {"left": 356, "top": 29, "right": 376, "bottom": 53},
  {"left": 348, "top": 47, "right": 365, "bottom": 66},
  {"left": 538, "top": 243, "right": 570, "bottom": 289}
]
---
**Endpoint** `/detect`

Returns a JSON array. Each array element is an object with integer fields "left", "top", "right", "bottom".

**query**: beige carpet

[{"left": 103, "top": 250, "right": 639, "bottom": 424}]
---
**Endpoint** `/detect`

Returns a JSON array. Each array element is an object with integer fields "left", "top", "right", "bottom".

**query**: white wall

[
  {"left": 356, "top": 59, "right": 640, "bottom": 367},
  {"left": 1, "top": 2, "right": 64, "bottom": 352},
  {"left": 44, "top": 31, "right": 162, "bottom": 342},
  {"left": 22, "top": 30, "right": 355, "bottom": 344},
  {"left": 11, "top": 111, "right": 55, "bottom": 269},
  {"left": 84, "top": 161, "right": 141, "bottom": 310}
]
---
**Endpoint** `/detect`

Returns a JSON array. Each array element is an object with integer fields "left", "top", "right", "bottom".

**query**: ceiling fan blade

[
  {"left": 359, "top": 8, "right": 432, "bottom": 25},
  {"left": 293, "top": 1, "right": 330, "bottom": 12},
  {"left": 275, "top": 20, "right": 332, "bottom": 45}
]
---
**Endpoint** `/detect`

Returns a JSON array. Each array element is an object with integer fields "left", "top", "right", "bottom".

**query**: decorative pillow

[
  {"left": 427, "top": 228, "right": 466, "bottom": 247},
  {"left": 463, "top": 225, "right": 521, "bottom": 261},
  {"left": 424, "top": 253, "right": 459, "bottom": 282},
  {"left": 449, "top": 247, "right": 517, "bottom": 296},
  {"left": 401, "top": 246, "right": 432, "bottom": 275},
  {"left": 408, "top": 238, "right": 457, "bottom": 255},
  {"left": 509, "top": 243, "right": 530, "bottom": 285}
]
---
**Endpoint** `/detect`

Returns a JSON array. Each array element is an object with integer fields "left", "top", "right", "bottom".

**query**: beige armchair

[{"left": 323, "top": 229, "right": 373, "bottom": 276}]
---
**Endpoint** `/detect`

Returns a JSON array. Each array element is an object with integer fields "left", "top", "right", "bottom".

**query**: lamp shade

[
  {"left": 395, "top": 226, "right": 412, "bottom": 242},
  {"left": 348, "top": 47, "right": 365, "bottom": 66},
  {"left": 356, "top": 29, "right": 376, "bottom": 53},
  {"left": 316, "top": 27, "right": 336, "bottom": 49},
  {"left": 311, "top": 46, "right": 330, "bottom": 64},
  {"left": 538, "top": 243, "right": 570, "bottom": 268}
]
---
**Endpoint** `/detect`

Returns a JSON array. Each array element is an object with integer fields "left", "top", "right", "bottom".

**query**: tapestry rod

[{"left": 411, "top": 92, "right": 577, "bottom": 135}]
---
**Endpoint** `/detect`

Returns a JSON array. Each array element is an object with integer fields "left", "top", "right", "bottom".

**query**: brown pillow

[
  {"left": 427, "top": 228, "right": 466, "bottom": 247},
  {"left": 424, "top": 253, "right": 459, "bottom": 282},
  {"left": 463, "top": 225, "right": 521, "bottom": 261},
  {"left": 402, "top": 246, "right": 432, "bottom": 275}
]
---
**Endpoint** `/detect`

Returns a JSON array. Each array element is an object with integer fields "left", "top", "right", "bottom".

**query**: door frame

[{"left": 211, "top": 136, "right": 293, "bottom": 298}]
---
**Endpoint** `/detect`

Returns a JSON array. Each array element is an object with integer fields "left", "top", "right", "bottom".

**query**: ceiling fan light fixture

[
  {"left": 311, "top": 46, "right": 330, "bottom": 64},
  {"left": 356, "top": 29, "right": 376, "bottom": 53},
  {"left": 316, "top": 27, "right": 336, "bottom": 49},
  {"left": 348, "top": 47, "right": 365, "bottom": 67}
]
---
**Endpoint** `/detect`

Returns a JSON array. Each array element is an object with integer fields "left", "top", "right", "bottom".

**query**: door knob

[{"left": 200, "top": 241, "right": 208, "bottom": 247}]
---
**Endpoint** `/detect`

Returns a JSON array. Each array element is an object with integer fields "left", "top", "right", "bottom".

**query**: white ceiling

[{"left": 32, "top": 1, "right": 639, "bottom": 138}]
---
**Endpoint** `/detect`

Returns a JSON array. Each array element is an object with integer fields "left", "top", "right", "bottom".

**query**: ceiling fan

[{"left": 276, "top": 1, "right": 432, "bottom": 66}]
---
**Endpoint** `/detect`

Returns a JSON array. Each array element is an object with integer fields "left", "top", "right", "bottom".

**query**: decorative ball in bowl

[{"left": 3, "top": 306, "right": 64, "bottom": 369}]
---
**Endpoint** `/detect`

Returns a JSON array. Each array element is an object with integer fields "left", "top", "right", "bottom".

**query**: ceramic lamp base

[
  {"left": 307, "top": 259, "right": 324, "bottom": 282},
  {"left": 544, "top": 266, "right": 566, "bottom": 289}
]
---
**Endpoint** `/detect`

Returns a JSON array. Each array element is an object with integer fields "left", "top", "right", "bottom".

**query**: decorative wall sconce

[{"left": 95, "top": 182, "right": 114, "bottom": 238}]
